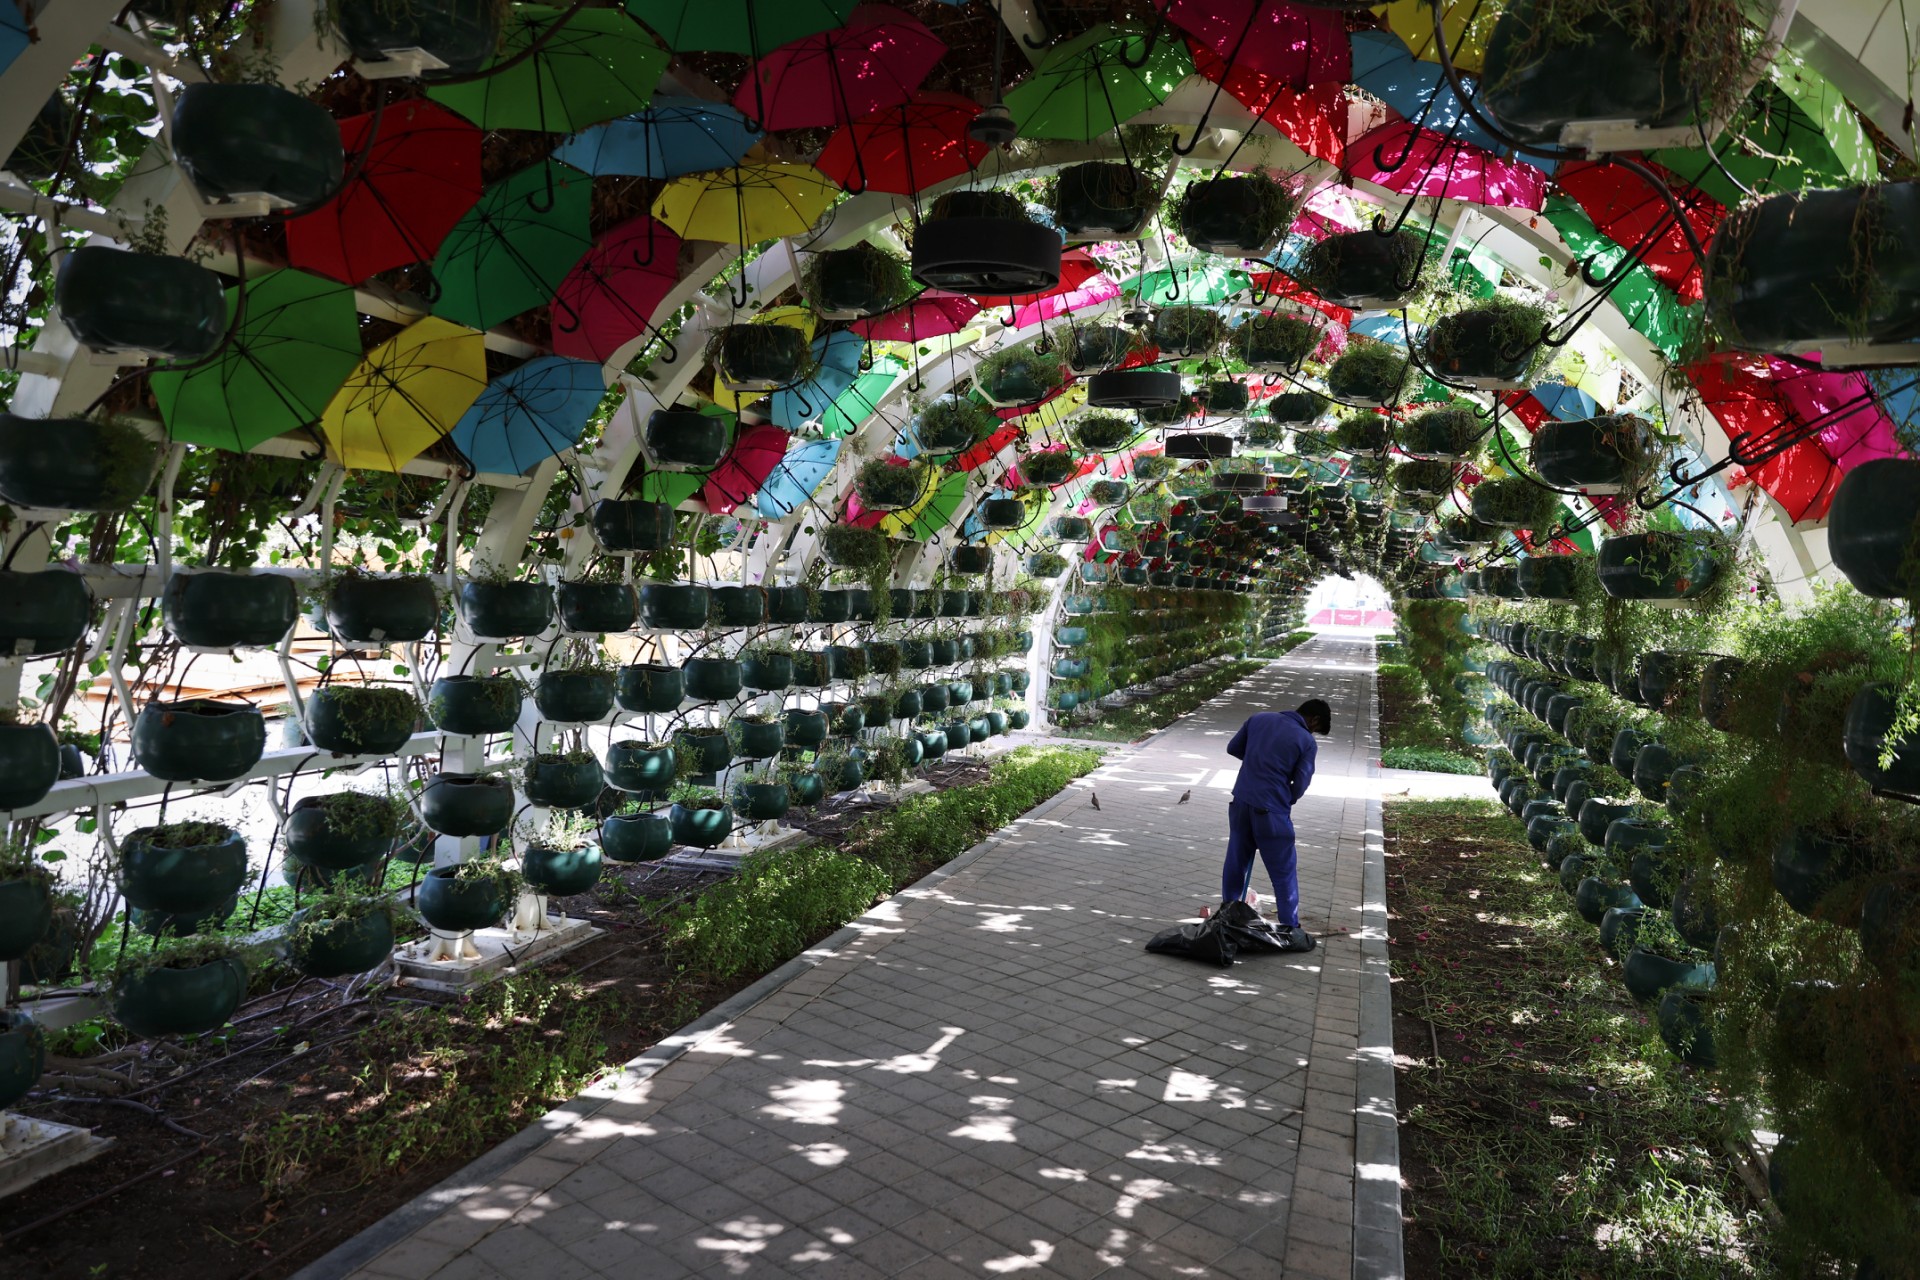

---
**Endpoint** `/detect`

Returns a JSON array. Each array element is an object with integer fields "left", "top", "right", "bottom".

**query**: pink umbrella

[
  {"left": 1765, "top": 358, "right": 1906, "bottom": 472},
  {"left": 697, "top": 423, "right": 791, "bottom": 514},
  {"left": 1344, "top": 120, "right": 1548, "bottom": 211},
  {"left": 1013, "top": 274, "right": 1119, "bottom": 328},
  {"left": 734, "top": 4, "right": 945, "bottom": 132},
  {"left": 851, "top": 291, "right": 980, "bottom": 343},
  {"left": 549, "top": 216, "right": 682, "bottom": 364},
  {"left": 1161, "top": 0, "right": 1350, "bottom": 87}
]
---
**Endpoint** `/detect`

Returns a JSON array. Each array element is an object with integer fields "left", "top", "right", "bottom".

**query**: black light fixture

[
  {"left": 911, "top": 214, "right": 1061, "bottom": 294},
  {"left": 1086, "top": 368, "right": 1181, "bottom": 408}
]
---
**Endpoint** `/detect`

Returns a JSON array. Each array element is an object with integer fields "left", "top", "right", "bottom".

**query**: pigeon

[
  {"left": 1177, "top": 789, "right": 1192, "bottom": 804},
  {"left": 1089, "top": 791, "right": 1100, "bottom": 811}
]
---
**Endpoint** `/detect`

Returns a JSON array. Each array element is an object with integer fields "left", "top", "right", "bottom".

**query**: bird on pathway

[
  {"left": 1090, "top": 791, "right": 1100, "bottom": 811},
  {"left": 1176, "top": 789, "right": 1191, "bottom": 804}
]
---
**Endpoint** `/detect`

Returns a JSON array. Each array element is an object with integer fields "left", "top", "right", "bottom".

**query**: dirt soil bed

[
  {"left": 0, "top": 754, "right": 1000, "bottom": 1280},
  {"left": 1383, "top": 797, "right": 1775, "bottom": 1279}
]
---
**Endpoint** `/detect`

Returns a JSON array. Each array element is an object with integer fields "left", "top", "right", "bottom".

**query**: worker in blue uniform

[{"left": 1221, "top": 698, "right": 1332, "bottom": 928}]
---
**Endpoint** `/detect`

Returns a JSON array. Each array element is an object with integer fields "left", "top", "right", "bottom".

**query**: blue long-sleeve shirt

[{"left": 1226, "top": 710, "right": 1317, "bottom": 811}]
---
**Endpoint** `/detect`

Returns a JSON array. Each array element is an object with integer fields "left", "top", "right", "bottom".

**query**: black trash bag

[{"left": 1145, "top": 900, "right": 1316, "bottom": 968}]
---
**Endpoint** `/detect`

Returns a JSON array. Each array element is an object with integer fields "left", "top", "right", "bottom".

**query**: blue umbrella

[
  {"left": 1530, "top": 381, "right": 1598, "bottom": 422},
  {"left": 770, "top": 329, "right": 864, "bottom": 432},
  {"left": 1349, "top": 31, "right": 1553, "bottom": 172},
  {"left": 0, "top": 4, "right": 28, "bottom": 75},
  {"left": 1348, "top": 315, "right": 1411, "bottom": 345},
  {"left": 754, "top": 436, "right": 841, "bottom": 518},
  {"left": 552, "top": 96, "right": 762, "bottom": 179},
  {"left": 450, "top": 355, "right": 608, "bottom": 475}
]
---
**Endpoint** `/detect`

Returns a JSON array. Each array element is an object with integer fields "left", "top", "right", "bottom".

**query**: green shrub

[{"left": 1382, "top": 745, "right": 1480, "bottom": 775}]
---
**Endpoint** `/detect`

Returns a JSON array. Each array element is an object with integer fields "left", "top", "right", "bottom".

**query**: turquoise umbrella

[
  {"left": 753, "top": 436, "right": 841, "bottom": 518},
  {"left": 770, "top": 328, "right": 864, "bottom": 432},
  {"left": 449, "top": 355, "right": 608, "bottom": 475}
]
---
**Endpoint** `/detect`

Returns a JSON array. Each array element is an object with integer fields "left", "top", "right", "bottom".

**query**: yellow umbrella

[
  {"left": 652, "top": 163, "right": 840, "bottom": 245},
  {"left": 1373, "top": 0, "right": 1491, "bottom": 75},
  {"left": 320, "top": 317, "right": 488, "bottom": 472},
  {"left": 711, "top": 306, "right": 817, "bottom": 413},
  {"left": 1009, "top": 384, "right": 1088, "bottom": 441}
]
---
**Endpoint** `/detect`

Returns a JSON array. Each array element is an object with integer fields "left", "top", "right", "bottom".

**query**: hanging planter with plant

[
  {"left": 171, "top": 83, "right": 344, "bottom": 210},
  {"left": 1844, "top": 684, "right": 1920, "bottom": 794},
  {"left": 948, "top": 544, "right": 993, "bottom": 575},
  {"left": 615, "top": 662, "right": 684, "bottom": 714},
  {"left": 911, "top": 188, "right": 1063, "bottom": 295},
  {"left": 1019, "top": 448, "right": 1080, "bottom": 489},
  {"left": 1233, "top": 313, "right": 1321, "bottom": 372},
  {"left": 1331, "top": 415, "right": 1388, "bottom": 454},
  {"left": 1026, "top": 551, "right": 1070, "bottom": 578},
  {"left": 1529, "top": 414, "right": 1652, "bottom": 493},
  {"left": 602, "top": 808, "right": 672, "bottom": 863},
  {"left": 590, "top": 498, "right": 675, "bottom": 552},
  {"left": 1151, "top": 305, "right": 1228, "bottom": 358},
  {"left": 707, "top": 324, "right": 815, "bottom": 394},
  {"left": 1596, "top": 531, "right": 1724, "bottom": 601},
  {"left": 306, "top": 685, "right": 419, "bottom": 755},
  {"left": 418, "top": 860, "right": 517, "bottom": 933},
  {"left": 732, "top": 780, "right": 790, "bottom": 822},
  {"left": 1061, "top": 324, "right": 1136, "bottom": 376},
  {"left": 0, "top": 568, "right": 91, "bottom": 660},
  {"left": 331, "top": 0, "right": 501, "bottom": 73},
  {"left": 1072, "top": 415, "right": 1135, "bottom": 453},
  {"left": 639, "top": 582, "right": 710, "bottom": 631},
  {"left": 669, "top": 786, "right": 734, "bottom": 848},
  {"left": 0, "top": 718, "right": 55, "bottom": 812},
  {"left": 556, "top": 579, "right": 638, "bottom": 634},
  {"left": 1175, "top": 172, "right": 1298, "bottom": 257},
  {"left": 1390, "top": 460, "right": 1455, "bottom": 499},
  {"left": 287, "top": 892, "right": 399, "bottom": 980},
  {"left": 534, "top": 666, "right": 616, "bottom": 724},
  {"left": 603, "top": 739, "right": 677, "bottom": 794},
  {"left": 800, "top": 242, "right": 912, "bottom": 320},
  {"left": 324, "top": 572, "right": 440, "bottom": 646},
  {"left": 132, "top": 700, "right": 265, "bottom": 783},
  {"left": 164, "top": 569, "right": 298, "bottom": 651},
  {"left": 1088, "top": 479, "right": 1129, "bottom": 507},
  {"left": 820, "top": 524, "right": 891, "bottom": 575},
  {"left": 853, "top": 457, "right": 928, "bottom": 512},
  {"left": 708, "top": 585, "right": 767, "bottom": 628},
  {"left": 644, "top": 407, "right": 732, "bottom": 470},
  {"left": 1290, "top": 230, "right": 1425, "bottom": 307},
  {"left": 1827, "top": 458, "right": 1920, "bottom": 600},
  {"left": 0, "top": 415, "right": 158, "bottom": 512},
  {"left": 119, "top": 822, "right": 247, "bottom": 916},
  {"left": 56, "top": 244, "right": 226, "bottom": 360},
  {"left": 980, "top": 496, "right": 1028, "bottom": 530},
  {"left": 674, "top": 727, "right": 732, "bottom": 779},
  {"left": 681, "top": 655, "right": 743, "bottom": 702},
  {"left": 913, "top": 396, "right": 996, "bottom": 455},
  {"left": 520, "top": 813, "right": 604, "bottom": 898},
  {"left": 457, "top": 575, "right": 552, "bottom": 640},
  {"left": 727, "top": 711, "right": 785, "bottom": 760},
  {"left": 1048, "top": 161, "right": 1165, "bottom": 240},
  {"left": 421, "top": 771, "right": 513, "bottom": 836},
  {"left": 975, "top": 344, "right": 1065, "bottom": 409},
  {"left": 1469, "top": 476, "right": 1562, "bottom": 530},
  {"left": 1394, "top": 408, "right": 1481, "bottom": 461},
  {"left": 522, "top": 751, "right": 603, "bottom": 810},
  {"left": 428, "top": 673, "right": 522, "bottom": 736},
  {"left": 1201, "top": 380, "right": 1250, "bottom": 415},
  {"left": 108, "top": 937, "right": 248, "bottom": 1038},
  {"left": 0, "top": 849, "right": 51, "bottom": 964},
  {"left": 1423, "top": 296, "right": 1550, "bottom": 388},
  {"left": 1325, "top": 340, "right": 1409, "bottom": 406}
]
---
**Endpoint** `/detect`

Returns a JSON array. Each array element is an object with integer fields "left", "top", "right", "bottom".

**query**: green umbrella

[
  {"left": 638, "top": 469, "right": 703, "bottom": 506},
  {"left": 1649, "top": 57, "right": 1878, "bottom": 208},
  {"left": 1006, "top": 23, "right": 1194, "bottom": 141},
  {"left": 627, "top": 0, "right": 856, "bottom": 56},
  {"left": 432, "top": 161, "right": 594, "bottom": 332},
  {"left": 1138, "top": 259, "right": 1248, "bottom": 306},
  {"left": 429, "top": 5, "right": 667, "bottom": 134},
  {"left": 150, "top": 268, "right": 362, "bottom": 452},
  {"left": 817, "top": 357, "right": 910, "bottom": 439},
  {"left": 890, "top": 469, "right": 969, "bottom": 542},
  {"left": 1540, "top": 194, "right": 1700, "bottom": 364}
]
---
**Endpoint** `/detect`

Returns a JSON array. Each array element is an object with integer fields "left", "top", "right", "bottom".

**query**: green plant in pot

[
  {"left": 1026, "top": 551, "right": 1070, "bottom": 578},
  {"left": 1469, "top": 476, "right": 1562, "bottom": 530},
  {"left": 974, "top": 344, "right": 1065, "bottom": 409},
  {"left": 913, "top": 396, "right": 996, "bottom": 454},
  {"left": 522, "top": 749, "right": 604, "bottom": 810},
  {"left": 1422, "top": 295, "right": 1550, "bottom": 386},
  {"left": 1072, "top": 414, "right": 1136, "bottom": 453},
  {"left": 517, "top": 809, "right": 604, "bottom": 898},
  {"left": 730, "top": 775, "right": 791, "bottom": 823},
  {"left": 706, "top": 323, "right": 816, "bottom": 393},
  {"left": 323, "top": 569, "right": 442, "bottom": 646},
  {"left": 0, "top": 414, "right": 158, "bottom": 512},
  {"left": 1151, "top": 305, "right": 1228, "bottom": 357},
  {"left": 421, "top": 770, "right": 514, "bottom": 835},
  {"left": 306, "top": 684, "right": 420, "bottom": 755},
  {"left": 1060, "top": 323, "right": 1137, "bottom": 376},
  {"left": 1047, "top": 160, "right": 1165, "bottom": 240},
  {"left": 108, "top": 934, "right": 249, "bottom": 1038},
  {"left": 1174, "top": 172, "right": 1298, "bottom": 257},
  {"left": 534, "top": 641, "right": 618, "bottom": 724},
  {"left": 0, "top": 845, "right": 53, "bottom": 964},
  {"left": 853, "top": 458, "right": 928, "bottom": 512},
  {"left": 1291, "top": 230, "right": 1425, "bottom": 307},
  {"left": 1325, "top": 339, "right": 1409, "bottom": 405},
  {"left": 1394, "top": 407, "right": 1481, "bottom": 460},
  {"left": 1019, "top": 448, "right": 1079, "bottom": 489},
  {"left": 602, "top": 799, "right": 673, "bottom": 863},
  {"left": 1331, "top": 414, "right": 1388, "bottom": 454},
  {"left": 284, "top": 790, "right": 406, "bottom": 873},
  {"left": 1233, "top": 313, "right": 1321, "bottom": 371},
  {"left": 428, "top": 672, "right": 525, "bottom": 736},
  {"left": 800, "top": 241, "right": 912, "bottom": 320},
  {"left": 417, "top": 858, "right": 519, "bottom": 934},
  {"left": 668, "top": 783, "right": 733, "bottom": 848},
  {"left": 1529, "top": 413, "right": 1655, "bottom": 493},
  {"left": 286, "top": 887, "right": 406, "bottom": 979}
]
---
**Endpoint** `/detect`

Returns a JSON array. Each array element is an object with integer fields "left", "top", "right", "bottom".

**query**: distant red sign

[{"left": 1308, "top": 608, "right": 1397, "bottom": 628}]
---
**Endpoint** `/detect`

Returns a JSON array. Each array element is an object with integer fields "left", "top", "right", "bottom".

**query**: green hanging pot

[
  {"left": 943, "top": 721, "right": 972, "bottom": 752},
  {"left": 307, "top": 686, "right": 419, "bottom": 755},
  {"left": 601, "top": 812, "right": 672, "bottom": 863},
  {"left": 918, "top": 729, "right": 948, "bottom": 760},
  {"left": 131, "top": 895, "right": 237, "bottom": 937},
  {"left": 939, "top": 590, "right": 973, "bottom": 617},
  {"left": 55, "top": 244, "right": 227, "bottom": 359},
  {"left": 787, "top": 770, "right": 826, "bottom": 806},
  {"left": 1598, "top": 906, "right": 1645, "bottom": 961},
  {"left": 555, "top": 581, "right": 638, "bottom": 634},
  {"left": 0, "top": 568, "right": 92, "bottom": 657},
  {"left": 682, "top": 656, "right": 743, "bottom": 702},
  {"left": 1622, "top": 948, "right": 1714, "bottom": 1005},
  {"left": 920, "top": 682, "right": 951, "bottom": 713},
  {"left": 709, "top": 585, "right": 767, "bottom": 627},
  {"left": 283, "top": 795, "right": 395, "bottom": 871},
  {"left": 1575, "top": 876, "right": 1641, "bottom": 926},
  {"left": 1007, "top": 710, "right": 1030, "bottom": 731},
  {"left": 0, "top": 722, "right": 59, "bottom": 812},
  {"left": 1845, "top": 682, "right": 1920, "bottom": 795},
  {"left": 732, "top": 718, "right": 785, "bottom": 759},
  {"left": 894, "top": 689, "right": 923, "bottom": 720},
  {"left": 604, "top": 741, "right": 676, "bottom": 794},
  {"left": 289, "top": 906, "right": 395, "bottom": 980},
  {"left": 0, "top": 415, "right": 157, "bottom": 511},
  {"left": 670, "top": 802, "right": 732, "bottom": 848},
  {"left": 1596, "top": 533, "right": 1721, "bottom": 601},
  {"left": 1656, "top": 989, "right": 1718, "bottom": 1068},
  {"left": 807, "top": 589, "right": 853, "bottom": 624},
  {"left": 164, "top": 569, "right": 299, "bottom": 650},
  {"left": 535, "top": 669, "right": 616, "bottom": 724},
  {"left": 0, "top": 1009, "right": 46, "bottom": 1108},
  {"left": 640, "top": 583, "right": 711, "bottom": 630},
  {"left": 742, "top": 653, "right": 794, "bottom": 692},
  {"left": 783, "top": 708, "right": 829, "bottom": 749},
  {"left": 615, "top": 663, "right": 684, "bottom": 713},
  {"left": 112, "top": 955, "right": 248, "bottom": 1038},
  {"left": 986, "top": 710, "right": 1008, "bottom": 736},
  {"left": 1772, "top": 828, "right": 1884, "bottom": 920},
  {"left": 458, "top": 579, "right": 552, "bottom": 640},
  {"left": 133, "top": 700, "right": 265, "bottom": 783},
  {"left": 948, "top": 679, "right": 974, "bottom": 705},
  {"left": 791, "top": 651, "right": 829, "bottom": 688},
  {"left": 675, "top": 730, "right": 732, "bottom": 779},
  {"left": 522, "top": 754, "right": 603, "bottom": 809},
  {"left": 523, "top": 843, "right": 603, "bottom": 896},
  {"left": 766, "top": 585, "right": 811, "bottom": 624},
  {"left": 646, "top": 407, "right": 732, "bottom": 464},
  {"left": 1827, "top": 458, "right": 1920, "bottom": 600},
  {"left": 429, "top": 674, "right": 522, "bottom": 736},
  {"left": 0, "top": 873, "right": 53, "bottom": 963},
  {"left": 589, "top": 498, "right": 675, "bottom": 552},
  {"left": 171, "top": 82, "right": 344, "bottom": 206},
  {"left": 733, "top": 782, "right": 790, "bottom": 822},
  {"left": 416, "top": 865, "right": 510, "bottom": 932},
  {"left": 421, "top": 772, "right": 513, "bottom": 836}
]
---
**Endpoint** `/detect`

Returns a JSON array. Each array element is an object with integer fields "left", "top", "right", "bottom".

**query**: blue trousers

[{"left": 1221, "top": 800, "right": 1300, "bottom": 928}]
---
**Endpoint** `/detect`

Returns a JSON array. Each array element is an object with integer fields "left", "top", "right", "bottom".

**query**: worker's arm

[
  {"left": 1226, "top": 718, "right": 1250, "bottom": 760},
  {"left": 1288, "top": 737, "right": 1318, "bottom": 803}
]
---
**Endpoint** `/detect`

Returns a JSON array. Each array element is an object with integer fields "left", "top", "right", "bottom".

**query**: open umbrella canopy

[
  {"left": 1554, "top": 160, "right": 1722, "bottom": 304},
  {"left": 285, "top": 100, "right": 483, "bottom": 286},
  {"left": 850, "top": 291, "right": 979, "bottom": 343},
  {"left": 697, "top": 422, "right": 790, "bottom": 513},
  {"left": 1187, "top": 39, "right": 1350, "bottom": 165},
  {"left": 652, "top": 162, "right": 840, "bottom": 244},
  {"left": 1160, "top": 0, "right": 1349, "bottom": 87},
  {"left": 551, "top": 95, "right": 762, "bottom": 178},
  {"left": 432, "top": 160, "right": 594, "bottom": 332},
  {"left": 429, "top": 5, "right": 667, "bottom": 133},
  {"left": 770, "top": 328, "right": 865, "bottom": 432},
  {"left": 450, "top": 355, "right": 607, "bottom": 476},
  {"left": 1374, "top": 0, "right": 1493, "bottom": 74},
  {"left": 1347, "top": 29, "right": 1506, "bottom": 159},
  {"left": 151, "top": 269, "right": 363, "bottom": 452},
  {"left": 881, "top": 466, "right": 970, "bottom": 540},
  {"left": 814, "top": 91, "right": 987, "bottom": 195},
  {"left": 1008, "top": 23, "right": 1194, "bottom": 141},
  {"left": 550, "top": 216, "right": 683, "bottom": 364},
  {"left": 753, "top": 436, "right": 841, "bottom": 518},
  {"left": 732, "top": 4, "right": 945, "bottom": 131},
  {"left": 1651, "top": 59, "right": 1879, "bottom": 208},
  {"left": 1344, "top": 119, "right": 1549, "bottom": 210},
  {"left": 814, "top": 355, "right": 909, "bottom": 439},
  {"left": 321, "top": 316, "right": 489, "bottom": 472},
  {"left": 628, "top": 0, "right": 857, "bottom": 55}
]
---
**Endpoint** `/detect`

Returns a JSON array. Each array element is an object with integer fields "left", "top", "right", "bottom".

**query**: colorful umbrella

[
  {"left": 697, "top": 423, "right": 790, "bottom": 513},
  {"left": 1540, "top": 194, "right": 1699, "bottom": 363},
  {"left": 1159, "top": 0, "right": 1348, "bottom": 87},
  {"left": 321, "top": 317, "right": 488, "bottom": 472},
  {"left": 429, "top": 5, "right": 667, "bottom": 133},
  {"left": 551, "top": 95, "right": 762, "bottom": 179},
  {"left": 816, "top": 357, "right": 909, "bottom": 439},
  {"left": 771, "top": 329, "right": 865, "bottom": 433},
  {"left": 1554, "top": 160, "right": 1722, "bottom": 304},
  {"left": 1344, "top": 120, "right": 1548, "bottom": 210},
  {"left": 630, "top": 0, "right": 857, "bottom": 56},
  {"left": 1188, "top": 39, "right": 1349, "bottom": 166},
  {"left": 972, "top": 248, "right": 1101, "bottom": 308},
  {"left": 732, "top": 4, "right": 945, "bottom": 132},
  {"left": 881, "top": 467, "right": 970, "bottom": 540},
  {"left": 550, "top": 216, "right": 683, "bottom": 364},
  {"left": 1138, "top": 258, "right": 1247, "bottom": 306},
  {"left": 1348, "top": 29, "right": 1506, "bottom": 159},
  {"left": 1690, "top": 353, "right": 1842, "bottom": 522},
  {"left": 450, "top": 355, "right": 607, "bottom": 476},
  {"left": 0, "top": 4, "right": 30, "bottom": 76},
  {"left": 285, "top": 100, "right": 482, "bottom": 286},
  {"left": 851, "top": 291, "right": 979, "bottom": 343},
  {"left": 814, "top": 91, "right": 987, "bottom": 196},
  {"left": 1650, "top": 60, "right": 1878, "bottom": 208},
  {"left": 652, "top": 162, "right": 840, "bottom": 244},
  {"left": 1006, "top": 23, "right": 1194, "bottom": 141},
  {"left": 1013, "top": 272, "right": 1119, "bottom": 328},
  {"left": 754, "top": 436, "right": 841, "bottom": 518},
  {"left": 432, "top": 161, "right": 594, "bottom": 332},
  {"left": 151, "top": 269, "right": 362, "bottom": 452},
  {"left": 1374, "top": 0, "right": 1493, "bottom": 75}
]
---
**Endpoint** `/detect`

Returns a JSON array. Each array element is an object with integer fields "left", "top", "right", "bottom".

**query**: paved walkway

[{"left": 301, "top": 636, "right": 1401, "bottom": 1280}]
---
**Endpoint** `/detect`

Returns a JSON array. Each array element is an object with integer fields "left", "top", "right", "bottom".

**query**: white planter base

[
  {"left": 395, "top": 916, "right": 599, "bottom": 996},
  {"left": 0, "top": 1114, "right": 110, "bottom": 1200}
]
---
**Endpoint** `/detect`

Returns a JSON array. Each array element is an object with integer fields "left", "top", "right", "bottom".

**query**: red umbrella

[
  {"left": 814, "top": 91, "right": 987, "bottom": 196},
  {"left": 971, "top": 248, "right": 1101, "bottom": 308},
  {"left": 734, "top": 4, "right": 945, "bottom": 132},
  {"left": 549, "top": 216, "right": 683, "bottom": 364},
  {"left": 1162, "top": 0, "right": 1349, "bottom": 87},
  {"left": 1555, "top": 160, "right": 1722, "bottom": 304},
  {"left": 949, "top": 423, "right": 1021, "bottom": 472},
  {"left": 1344, "top": 120, "right": 1548, "bottom": 210},
  {"left": 851, "top": 291, "right": 980, "bottom": 343},
  {"left": 1189, "top": 39, "right": 1351, "bottom": 166},
  {"left": 285, "top": 99, "right": 483, "bottom": 285},
  {"left": 697, "top": 423, "right": 791, "bottom": 514}
]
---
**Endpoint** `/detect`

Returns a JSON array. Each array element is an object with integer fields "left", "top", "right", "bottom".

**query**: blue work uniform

[{"left": 1221, "top": 710, "right": 1318, "bottom": 927}]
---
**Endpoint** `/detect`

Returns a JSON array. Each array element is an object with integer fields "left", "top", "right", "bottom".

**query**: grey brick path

[{"left": 301, "top": 635, "right": 1402, "bottom": 1280}]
